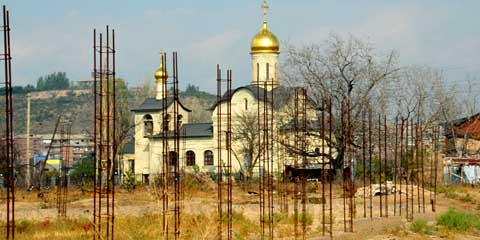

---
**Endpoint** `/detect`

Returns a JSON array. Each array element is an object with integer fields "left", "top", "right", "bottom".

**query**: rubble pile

[{"left": 355, "top": 181, "right": 432, "bottom": 198}]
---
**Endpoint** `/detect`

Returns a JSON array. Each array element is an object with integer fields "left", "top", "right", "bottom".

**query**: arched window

[
  {"left": 168, "top": 151, "right": 178, "bottom": 167},
  {"left": 204, "top": 150, "right": 213, "bottom": 166},
  {"left": 178, "top": 115, "right": 183, "bottom": 127},
  {"left": 143, "top": 115, "right": 153, "bottom": 136},
  {"left": 186, "top": 150, "right": 195, "bottom": 166},
  {"left": 163, "top": 114, "right": 171, "bottom": 131}
]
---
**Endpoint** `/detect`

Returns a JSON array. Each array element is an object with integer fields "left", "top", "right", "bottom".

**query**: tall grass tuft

[
  {"left": 437, "top": 208, "right": 480, "bottom": 232},
  {"left": 409, "top": 219, "right": 434, "bottom": 234}
]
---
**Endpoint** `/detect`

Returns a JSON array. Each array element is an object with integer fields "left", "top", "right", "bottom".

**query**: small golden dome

[
  {"left": 251, "top": 24, "right": 279, "bottom": 54},
  {"left": 251, "top": 0, "right": 279, "bottom": 54},
  {"left": 154, "top": 61, "right": 168, "bottom": 82}
]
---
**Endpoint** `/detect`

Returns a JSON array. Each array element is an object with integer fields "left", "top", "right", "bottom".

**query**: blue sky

[{"left": 2, "top": 0, "right": 479, "bottom": 93}]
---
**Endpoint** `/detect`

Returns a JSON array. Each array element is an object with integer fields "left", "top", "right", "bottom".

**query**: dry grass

[{"left": 1, "top": 183, "right": 480, "bottom": 239}]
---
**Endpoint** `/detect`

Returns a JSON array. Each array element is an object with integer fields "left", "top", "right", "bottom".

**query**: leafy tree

[
  {"left": 70, "top": 155, "right": 94, "bottom": 179},
  {"left": 115, "top": 78, "right": 134, "bottom": 156},
  {"left": 36, "top": 72, "right": 70, "bottom": 91},
  {"left": 181, "top": 84, "right": 215, "bottom": 98}
]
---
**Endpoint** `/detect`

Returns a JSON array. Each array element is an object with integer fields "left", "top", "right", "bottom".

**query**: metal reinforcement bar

[
  {"left": 378, "top": 114, "right": 382, "bottom": 217},
  {"left": 321, "top": 98, "right": 327, "bottom": 235},
  {"left": 292, "top": 88, "right": 301, "bottom": 238},
  {"left": 345, "top": 98, "right": 353, "bottom": 232},
  {"left": 399, "top": 119, "right": 404, "bottom": 216},
  {"left": 172, "top": 52, "right": 181, "bottom": 239},
  {"left": 92, "top": 26, "right": 116, "bottom": 240},
  {"left": 420, "top": 123, "right": 425, "bottom": 213},
  {"left": 328, "top": 96, "right": 333, "bottom": 238},
  {"left": 57, "top": 123, "right": 71, "bottom": 218},
  {"left": 160, "top": 52, "right": 182, "bottom": 239},
  {"left": 404, "top": 118, "right": 409, "bottom": 220},
  {"left": 268, "top": 75, "right": 275, "bottom": 239},
  {"left": 159, "top": 51, "right": 182, "bottom": 239},
  {"left": 393, "top": 117, "right": 398, "bottom": 216},
  {"left": 383, "top": 115, "right": 388, "bottom": 218},
  {"left": 341, "top": 102, "right": 346, "bottom": 231},
  {"left": 432, "top": 126, "right": 439, "bottom": 212},
  {"left": 57, "top": 125, "right": 65, "bottom": 216},
  {"left": 160, "top": 51, "right": 169, "bottom": 238},
  {"left": 1, "top": 5, "right": 14, "bottom": 238},
  {"left": 256, "top": 63, "right": 276, "bottom": 239},
  {"left": 256, "top": 63, "right": 265, "bottom": 238},
  {"left": 216, "top": 64, "right": 233, "bottom": 239},
  {"left": 368, "top": 109, "right": 373, "bottom": 219},
  {"left": 362, "top": 109, "right": 367, "bottom": 218}
]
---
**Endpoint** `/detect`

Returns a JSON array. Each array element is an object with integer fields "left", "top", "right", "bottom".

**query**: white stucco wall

[{"left": 251, "top": 53, "right": 279, "bottom": 89}]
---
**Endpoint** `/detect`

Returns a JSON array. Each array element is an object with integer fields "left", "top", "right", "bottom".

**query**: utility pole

[{"left": 26, "top": 93, "right": 31, "bottom": 188}]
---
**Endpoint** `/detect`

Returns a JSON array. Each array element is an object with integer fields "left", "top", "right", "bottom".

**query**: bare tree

[
  {"left": 282, "top": 33, "right": 399, "bottom": 171},
  {"left": 231, "top": 111, "right": 264, "bottom": 180}
]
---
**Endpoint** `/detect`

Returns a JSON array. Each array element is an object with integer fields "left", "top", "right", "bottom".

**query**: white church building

[{"left": 128, "top": 1, "right": 329, "bottom": 183}]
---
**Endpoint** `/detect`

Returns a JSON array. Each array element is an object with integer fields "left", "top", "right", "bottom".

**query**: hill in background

[{"left": 1, "top": 84, "right": 216, "bottom": 135}]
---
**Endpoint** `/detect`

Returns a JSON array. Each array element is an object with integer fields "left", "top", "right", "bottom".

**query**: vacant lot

[{"left": 1, "top": 182, "right": 479, "bottom": 239}]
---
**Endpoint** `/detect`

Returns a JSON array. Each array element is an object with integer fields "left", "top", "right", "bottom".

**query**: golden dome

[
  {"left": 154, "top": 56, "right": 168, "bottom": 82},
  {"left": 251, "top": 0, "right": 279, "bottom": 54},
  {"left": 251, "top": 23, "right": 279, "bottom": 54}
]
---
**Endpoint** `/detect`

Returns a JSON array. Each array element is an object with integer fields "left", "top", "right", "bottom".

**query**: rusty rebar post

[
  {"left": 433, "top": 126, "right": 439, "bottom": 212},
  {"left": 65, "top": 125, "right": 71, "bottom": 216},
  {"left": 293, "top": 88, "right": 300, "bottom": 239},
  {"left": 399, "top": 120, "right": 404, "bottom": 216},
  {"left": 393, "top": 117, "right": 398, "bottom": 216},
  {"left": 161, "top": 52, "right": 169, "bottom": 238},
  {"left": 227, "top": 69, "right": 233, "bottom": 239},
  {"left": 216, "top": 65, "right": 233, "bottom": 239},
  {"left": 362, "top": 109, "right": 367, "bottom": 218},
  {"left": 405, "top": 119, "right": 409, "bottom": 221},
  {"left": 415, "top": 122, "right": 421, "bottom": 213},
  {"left": 410, "top": 119, "right": 414, "bottom": 220},
  {"left": 92, "top": 26, "right": 116, "bottom": 240},
  {"left": 321, "top": 98, "right": 326, "bottom": 234},
  {"left": 173, "top": 52, "right": 181, "bottom": 239},
  {"left": 341, "top": 102, "right": 346, "bottom": 231},
  {"left": 346, "top": 97, "right": 353, "bottom": 231},
  {"left": 57, "top": 124, "right": 65, "bottom": 217},
  {"left": 1, "top": 5, "right": 14, "bottom": 238},
  {"left": 368, "top": 109, "right": 373, "bottom": 219},
  {"left": 301, "top": 88, "right": 308, "bottom": 239},
  {"left": 378, "top": 114, "right": 382, "bottom": 217},
  {"left": 263, "top": 64, "right": 274, "bottom": 239},
  {"left": 57, "top": 124, "right": 71, "bottom": 218},
  {"left": 328, "top": 96, "right": 333, "bottom": 239},
  {"left": 216, "top": 64, "right": 222, "bottom": 240},
  {"left": 420, "top": 123, "right": 425, "bottom": 213},
  {"left": 384, "top": 115, "right": 388, "bottom": 217},
  {"left": 256, "top": 63, "right": 266, "bottom": 239},
  {"left": 408, "top": 119, "right": 414, "bottom": 221}
]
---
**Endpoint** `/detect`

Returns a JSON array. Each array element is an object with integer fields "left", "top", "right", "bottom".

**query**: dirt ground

[{"left": 1, "top": 182, "right": 480, "bottom": 239}]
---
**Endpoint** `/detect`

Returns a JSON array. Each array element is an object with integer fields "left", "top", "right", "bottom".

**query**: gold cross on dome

[
  {"left": 262, "top": 0, "right": 268, "bottom": 24},
  {"left": 158, "top": 50, "right": 164, "bottom": 65}
]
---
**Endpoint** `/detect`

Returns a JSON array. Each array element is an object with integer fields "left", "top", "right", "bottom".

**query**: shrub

[
  {"left": 437, "top": 208, "right": 480, "bottom": 232},
  {"left": 458, "top": 193, "right": 473, "bottom": 203},
  {"left": 409, "top": 219, "right": 434, "bottom": 234},
  {"left": 124, "top": 171, "right": 139, "bottom": 192},
  {"left": 272, "top": 212, "right": 289, "bottom": 224},
  {"left": 288, "top": 211, "right": 313, "bottom": 226},
  {"left": 16, "top": 219, "right": 34, "bottom": 233},
  {"left": 192, "top": 164, "right": 200, "bottom": 174}
]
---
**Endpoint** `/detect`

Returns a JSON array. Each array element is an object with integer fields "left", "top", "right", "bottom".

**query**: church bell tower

[{"left": 250, "top": 0, "right": 280, "bottom": 90}]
